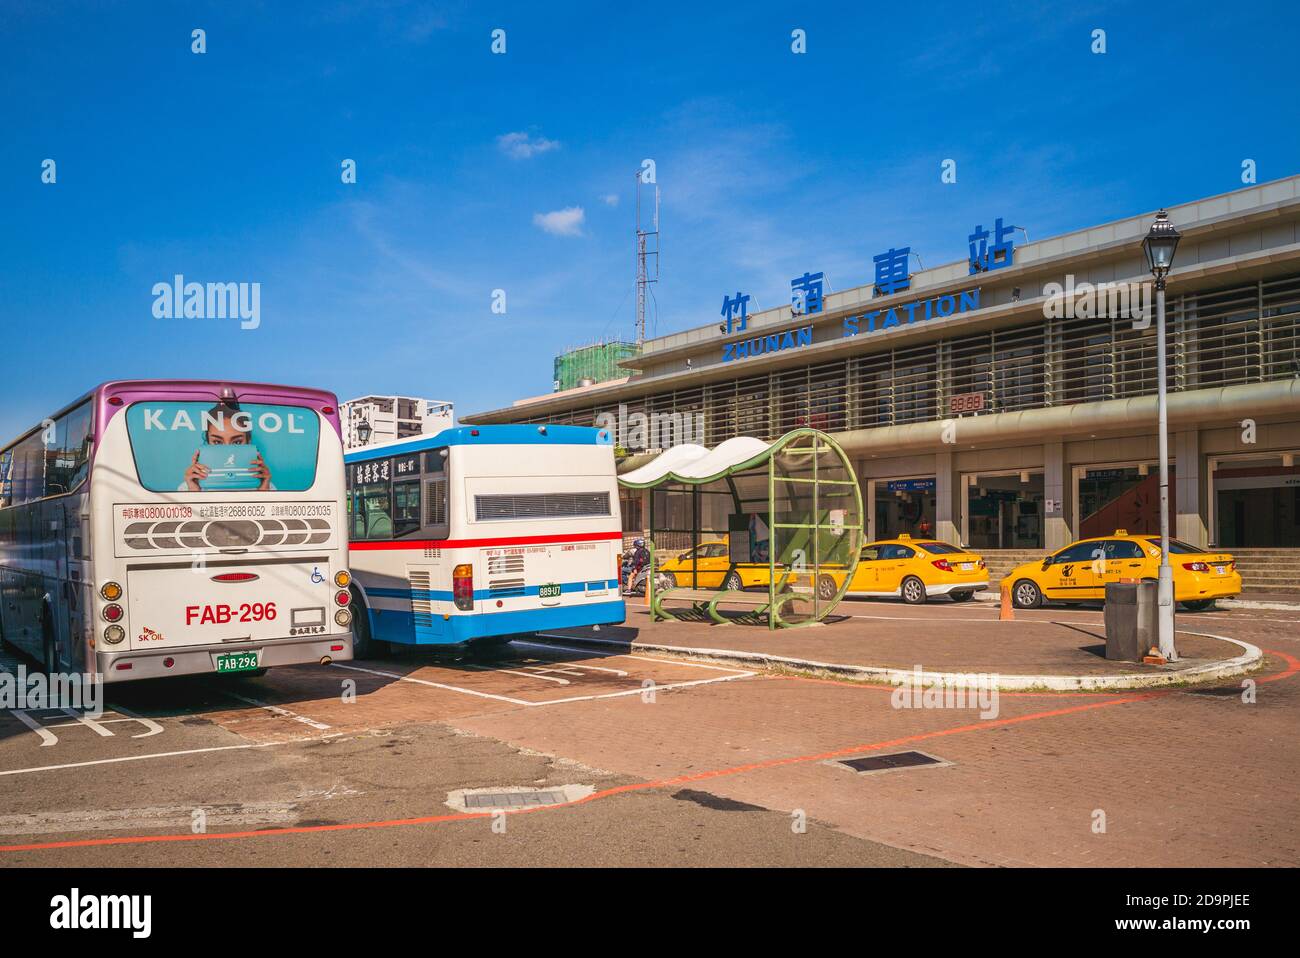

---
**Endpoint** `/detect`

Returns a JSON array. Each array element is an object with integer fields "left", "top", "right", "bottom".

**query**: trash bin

[{"left": 1103, "top": 580, "right": 1159, "bottom": 661}]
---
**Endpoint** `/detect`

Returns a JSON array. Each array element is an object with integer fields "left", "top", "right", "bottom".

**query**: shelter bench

[{"left": 651, "top": 586, "right": 800, "bottom": 625}]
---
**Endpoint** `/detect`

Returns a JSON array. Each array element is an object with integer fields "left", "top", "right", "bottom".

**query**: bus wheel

[
  {"left": 349, "top": 591, "right": 379, "bottom": 659},
  {"left": 468, "top": 636, "right": 513, "bottom": 660},
  {"left": 900, "top": 576, "right": 927, "bottom": 605}
]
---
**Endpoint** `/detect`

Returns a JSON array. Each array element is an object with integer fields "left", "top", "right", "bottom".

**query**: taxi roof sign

[{"left": 1114, "top": 528, "right": 1128, "bottom": 535}]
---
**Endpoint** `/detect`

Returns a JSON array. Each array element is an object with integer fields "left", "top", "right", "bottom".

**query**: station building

[{"left": 465, "top": 176, "right": 1300, "bottom": 586}]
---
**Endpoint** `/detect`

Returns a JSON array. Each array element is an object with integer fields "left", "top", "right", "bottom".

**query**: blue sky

[{"left": 2, "top": 0, "right": 1298, "bottom": 443}]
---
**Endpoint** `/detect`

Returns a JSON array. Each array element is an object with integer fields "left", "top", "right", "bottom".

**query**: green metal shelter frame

[{"left": 619, "top": 428, "right": 864, "bottom": 629}]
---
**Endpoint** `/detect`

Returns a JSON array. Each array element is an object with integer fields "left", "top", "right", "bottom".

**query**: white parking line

[
  {"left": 218, "top": 690, "right": 332, "bottom": 731},
  {"left": 333, "top": 649, "right": 755, "bottom": 708},
  {"left": 0, "top": 734, "right": 339, "bottom": 778}
]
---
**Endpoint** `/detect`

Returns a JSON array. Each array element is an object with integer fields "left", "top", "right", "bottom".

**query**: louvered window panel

[
  {"left": 475, "top": 492, "right": 610, "bottom": 521},
  {"left": 408, "top": 570, "right": 434, "bottom": 628}
]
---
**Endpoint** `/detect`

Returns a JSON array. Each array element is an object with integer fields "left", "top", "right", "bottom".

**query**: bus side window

[
  {"left": 355, "top": 480, "right": 393, "bottom": 540},
  {"left": 425, "top": 477, "right": 449, "bottom": 539},
  {"left": 393, "top": 479, "right": 421, "bottom": 537}
]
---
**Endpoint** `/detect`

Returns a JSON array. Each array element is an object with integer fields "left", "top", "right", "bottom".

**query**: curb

[
  {"left": 533, "top": 629, "right": 1263, "bottom": 692},
  {"left": 973, "top": 591, "right": 1300, "bottom": 612}
]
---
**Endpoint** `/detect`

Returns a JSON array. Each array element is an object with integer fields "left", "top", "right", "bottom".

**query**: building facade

[
  {"left": 341, "top": 396, "right": 455, "bottom": 451},
  {"left": 466, "top": 177, "right": 1300, "bottom": 557}
]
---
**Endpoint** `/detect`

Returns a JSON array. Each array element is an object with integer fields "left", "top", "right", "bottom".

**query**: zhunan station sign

[{"left": 722, "top": 288, "right": 981, "bottom": 363}]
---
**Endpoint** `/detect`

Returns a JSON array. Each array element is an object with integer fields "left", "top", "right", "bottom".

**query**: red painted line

[
  {"left": 7, "top": 655, "right": 1289, "bottom": 855},
  {"left": 1260, "top": 648, "right": 1300, "bottom": 682},
  {"left": 0, "top": 691, "right": 1154, "bottom": 854},
  {"left": 349, "top": 531, "right": 623, "bottom": 551}
]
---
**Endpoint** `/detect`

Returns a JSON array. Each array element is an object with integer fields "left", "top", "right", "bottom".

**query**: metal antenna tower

[{"left": 635, "top": 169, "right": 660, "bottom": 344}]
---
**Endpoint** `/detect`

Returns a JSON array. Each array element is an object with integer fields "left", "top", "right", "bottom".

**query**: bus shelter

[{"left": 619, "top": 428, "right": 863, "bottom": 629}]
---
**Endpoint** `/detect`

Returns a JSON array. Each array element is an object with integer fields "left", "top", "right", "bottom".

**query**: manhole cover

[
  {"left": 835, "top": 750, "right": 949, "bottom": 775},
  {"left": 445, "top": 784, "right": 595, "bottom": 813}
]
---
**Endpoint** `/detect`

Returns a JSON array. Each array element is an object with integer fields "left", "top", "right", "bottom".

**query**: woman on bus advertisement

[{"left": 123, "top": 400, "right": 321, "bottom": 493}]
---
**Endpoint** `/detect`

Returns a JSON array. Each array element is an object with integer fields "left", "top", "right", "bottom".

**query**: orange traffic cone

[{"left": 999, "top": 581, "right": 1014, "bottom": 621}]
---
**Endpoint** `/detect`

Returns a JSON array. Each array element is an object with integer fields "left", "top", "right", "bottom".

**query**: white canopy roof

[{"left": 618, "top": 436, "right": 773, "bottom": 486}]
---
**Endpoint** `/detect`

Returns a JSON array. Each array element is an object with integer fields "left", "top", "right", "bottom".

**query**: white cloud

[
  {"left": 497, "top": 131, "right": 560, "bottom": 160},
  {"left": 601, "top": 193, "right": 619, "bottom": 207},
  {"left": 533, "top": 206, "right": 585, "bottom": 237}
]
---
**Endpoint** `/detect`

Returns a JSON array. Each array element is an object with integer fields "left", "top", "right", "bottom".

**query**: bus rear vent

[{"left": 474, "top": 492, "right": 611, "bottom": 522}]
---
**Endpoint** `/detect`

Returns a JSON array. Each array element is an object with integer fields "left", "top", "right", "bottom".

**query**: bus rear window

[{"left": 125, "top": 401, "right": 320, "bottom": 493}]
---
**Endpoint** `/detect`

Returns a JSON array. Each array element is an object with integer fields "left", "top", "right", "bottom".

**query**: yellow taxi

[
  {"left": 1005, "top": 530, "right": 1242, "bottom": 611},
  {"left": 656, "top": 534, "right": 988, "bottom": 605},
  {"left": 840, "top": 535, "right": 988, "bottom": 604},
  {"left": 656, "top": 539, "right": 768, "bottom": 592}
]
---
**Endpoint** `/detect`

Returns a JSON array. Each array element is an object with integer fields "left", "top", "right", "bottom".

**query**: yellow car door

[
  {"left": 1040, "top": 541, "right": 1102, "bottom": 599},
  {"left": 698, "top": 542, "right": 730, "bottom": 588},
  {"left": 849, "top": 544, "right": 882, "bottom": 591},
  {"left": 1099, "top": 538, "right": 1148, "bottom": 591},
  {"left": 874, "top": 543, "right": 914, "bottom": 594}
]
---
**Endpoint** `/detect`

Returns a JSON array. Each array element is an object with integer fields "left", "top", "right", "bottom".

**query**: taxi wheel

[
  {"left": 900, "top": 576, "right": 927, "bottom": 604},
  {"left": 1012, "top": 579, "right": 1043, "bottom": 609},
  {"left": 1182, "top": 599, "right": 1217, "bottom": 612},
  {"left": 723, "top": 571, "right": 744, "bottom": 592},
  {"left": 949, "top": 590, "right": 975, "bottom": 602},
  {"left": 817, "top": 574, "right": 837, "bottom": 601},
  {"left": 654, "top": 572, "right": 676, "bottom": 593}
]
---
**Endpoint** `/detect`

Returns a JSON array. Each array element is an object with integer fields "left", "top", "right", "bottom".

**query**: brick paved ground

[
  {"left": 1, "top": 604, "right": 1295, "bottom": 866},
  {"left": 549, "top": 599, "right": 1249, "bottom": 677}
]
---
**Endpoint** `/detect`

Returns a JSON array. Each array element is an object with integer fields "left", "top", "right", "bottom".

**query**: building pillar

[
  {"left": 1044, "top": 441, "right": 1071, "bottom": 551},
  {"left": 935, "top": 451, "right": 960, "bottom": 546},
  {"left": 1175, "top": 429, "right": 1207, "bottom": 547}
]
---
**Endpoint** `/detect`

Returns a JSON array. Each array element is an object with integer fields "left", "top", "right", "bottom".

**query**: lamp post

[
  {"left": 356, "top": 418, "right": 373, "bottom": 447},
  {"left": 1142, "top": 209, "right": 1181, "bottom": 661}
]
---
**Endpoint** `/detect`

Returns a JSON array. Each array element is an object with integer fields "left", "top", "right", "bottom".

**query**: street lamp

[
  {"left": 356, "top": 418, "right": 373, "bottom": 446},
  {"left": 1142, "top": 209, "right": 1181, "bottom": 661}
]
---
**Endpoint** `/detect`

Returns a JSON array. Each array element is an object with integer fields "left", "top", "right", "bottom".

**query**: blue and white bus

[{"left": 345, "top": 424, "right": 626, "bottom": 653}]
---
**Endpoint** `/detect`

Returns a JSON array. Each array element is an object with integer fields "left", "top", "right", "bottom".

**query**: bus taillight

[
  {"left": 100, "top": 581, "right": 123, "bottom": 601},
  {"left": 453, "top": 563, "right": 474, "bottom": 611},
  {"left": 103, "top": 625, "right": 125, "bottom": 645},
  {"left": 334, "top": 590, "right": 351, "bottom": 606},
  {"left": 102, "top": 603, "right": 124, "bottom": 623}
]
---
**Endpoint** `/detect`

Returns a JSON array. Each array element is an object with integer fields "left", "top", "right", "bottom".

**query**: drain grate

[
  {"left": 462, "top": 790, "right": 568, "bottom": 809},
  {"left": 837, "top": 751, "right": 947, "bottom": 775}
]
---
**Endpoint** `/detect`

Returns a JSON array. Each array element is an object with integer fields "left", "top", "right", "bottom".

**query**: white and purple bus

[
  {"left": 0, "top": 380, "right": 353, "bottom": 682},
  {"left": 345, "top": 424, "right": 626, "bottom": 652}
]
